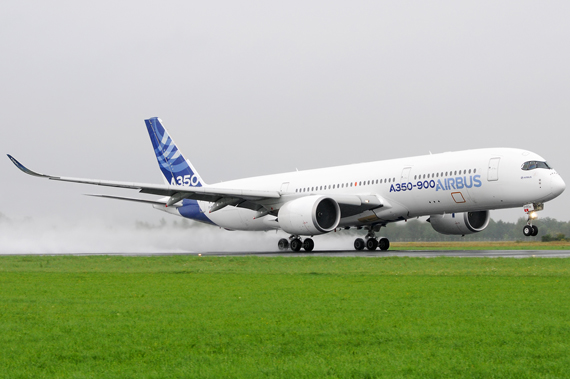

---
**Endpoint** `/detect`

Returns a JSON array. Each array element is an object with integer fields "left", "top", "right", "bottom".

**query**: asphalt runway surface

[
  {"left": 32, "top": 249, "right": 570, "bottom": 257},
  {"left": 193, "top": 250, "right": 570, "bottom": 258}
]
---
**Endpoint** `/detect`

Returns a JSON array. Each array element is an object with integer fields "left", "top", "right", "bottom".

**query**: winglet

[{"left": 7, "top": 154, "right": 56, "bottom": 179}]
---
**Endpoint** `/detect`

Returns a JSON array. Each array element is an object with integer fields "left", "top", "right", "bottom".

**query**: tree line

[{"left": 377, "top": 217, "right": 569, "bottom": 242}]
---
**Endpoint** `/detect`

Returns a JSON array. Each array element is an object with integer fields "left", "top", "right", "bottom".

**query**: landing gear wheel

[
  {"left": 290, "top": 238, "right": 302, "bottom": 252},
  {"left": 354, "top": 238, "right": 365, "bottom": 251},
  {"left": 523, "top": 225, "right": 533, "bottom": 237},
  {"left": 366, "top": 238, "right": 378, "bottom": 251},
  {"left": 532, "top": 225, "right": 539, "bottom": 236},
  {"left": 303, "top": 238, "right": 314, "bottom": 252},
  {"left": 378, "top": 238, "right": 390, "bottom": 251},
  {"left": 278, "top": 238, "right": 289, "bottom": 251}
]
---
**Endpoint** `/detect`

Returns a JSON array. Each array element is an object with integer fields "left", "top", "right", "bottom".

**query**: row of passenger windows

[
  {"left": 293, "top": 168, "right": 478, "bottom": 193},
  {"left": 413, "top": 168, "right": 477, "bottom": 180},
  {"left": 295, "top": 177, "right": 397, "bottom": 193}
]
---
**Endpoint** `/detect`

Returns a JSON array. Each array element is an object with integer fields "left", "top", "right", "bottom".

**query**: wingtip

[
  {"left": 7, "top": 154, "right": 25, "bottom": 171},
  {"left": 7, "top": 154, "right": 52, "bottom": 178}
]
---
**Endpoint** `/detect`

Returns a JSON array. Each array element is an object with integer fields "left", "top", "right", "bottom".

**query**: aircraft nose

[{"left": 551, "top": 173, "right": 566, "bottom": 198}]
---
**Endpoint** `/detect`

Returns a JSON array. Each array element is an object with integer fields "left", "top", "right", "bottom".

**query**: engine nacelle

[
  {"left": 429, "top": 211, "right": 490, "bottom": 235},
  {"left": 278, "top": 196, "right": 341, "bottom": 235}
]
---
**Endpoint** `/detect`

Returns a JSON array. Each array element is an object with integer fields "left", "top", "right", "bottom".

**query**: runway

[
  {"left": 195, "top": 250, "right": 570, "bottom": 258},
  {"left": 42, "top": 249, "right": 570, "bottom": 257}
]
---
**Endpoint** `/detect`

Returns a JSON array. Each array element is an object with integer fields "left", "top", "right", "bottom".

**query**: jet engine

[
  {"left": 428, "top": 211, "right": 490, "bottom": 235},
  {"left": 278, "top": 195, "right": 341, "bottom": 235}
]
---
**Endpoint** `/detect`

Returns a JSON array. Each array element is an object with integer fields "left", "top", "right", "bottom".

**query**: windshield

[{"left": 521, "top": 161, "right": 552, "bottom": 170}]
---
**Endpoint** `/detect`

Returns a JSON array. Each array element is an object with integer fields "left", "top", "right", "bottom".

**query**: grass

[{"left": 1, "top": 256, "right": 570, "bottom": 378}]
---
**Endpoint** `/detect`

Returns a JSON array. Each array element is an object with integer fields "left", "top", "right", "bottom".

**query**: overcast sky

[{"left": 1, "top": 0, "right": 569, "bottom": 227}]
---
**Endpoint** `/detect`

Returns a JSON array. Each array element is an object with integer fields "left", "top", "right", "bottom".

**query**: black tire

[
  {"left": 303, "top": 238, "right": 314, "bottom": 252},
  {"left": 523, "top": 225, "right": 533, "bottom": 237},
  {"left": 278, "top": 238, "right": 289, "bottom": 251},
  {"left": 378, "top": 238, "right": 390, "bottom": 251},
  {"left": 354, "top": 238, "right": 365, "bottom": 251},
  {"left": 532, "top": 225, "right": 539, "bottom": 236},
  {"left": 290, "top": 238, "right": 302, "bottom": 252},
  {"left": 366, "top": 238, "right": 378, "bottom": 250}
]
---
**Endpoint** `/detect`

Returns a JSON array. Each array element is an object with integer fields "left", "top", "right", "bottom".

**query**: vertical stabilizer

[{"left": 145, "top": 117, "right": 205, "bottom": 187}]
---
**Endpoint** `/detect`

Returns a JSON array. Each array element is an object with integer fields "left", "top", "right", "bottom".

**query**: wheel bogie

[
  {"left": 303, "top": 238, "right": 315, "bottom": 252},
  {"left": 290, "top": 238, "right": 303, "bottom": 252},
  {"left": 366, "top": 238, "right": 378, "bottom": 250},
  {"left": 354, "top": 238, "right": 365, "bottom": 251},
  {"left": 278, "top": 238, "right": 289, "bottom": 251}
]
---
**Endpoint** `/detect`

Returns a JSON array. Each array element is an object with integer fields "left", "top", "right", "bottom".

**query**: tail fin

[{"left": 145, "top": 117, "right": 205, "bottom": 187}]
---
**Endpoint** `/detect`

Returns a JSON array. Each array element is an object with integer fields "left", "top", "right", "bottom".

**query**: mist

[{"left": 0, "top": 213, "right": 356, "bottom": 255}]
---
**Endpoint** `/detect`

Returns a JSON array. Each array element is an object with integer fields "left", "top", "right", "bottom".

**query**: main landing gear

[
  {"left": 523, "top": 203, "right": 543, "bottom": 237},
  {"left": 354, "top": 228, "right": 390, "bottom": 251},
  {"left": 278, "top": 236, "right": 314, "bottom": 252}
]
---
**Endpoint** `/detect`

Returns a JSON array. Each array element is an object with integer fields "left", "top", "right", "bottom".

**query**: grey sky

[{"left": 1, "top": 0, "right": 569, "bottom": 225}]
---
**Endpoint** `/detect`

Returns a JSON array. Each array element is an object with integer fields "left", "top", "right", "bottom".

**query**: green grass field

[{"left": 1, "top": 255, "right": 570, "bottom": 378}]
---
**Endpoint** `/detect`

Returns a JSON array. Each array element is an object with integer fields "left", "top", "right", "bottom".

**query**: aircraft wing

[
  {"left": 7, "top": 155, "right": 280, "bottom": 205},
  {"left": 8, "top": 154, "right": 385, "bottom": 215}
]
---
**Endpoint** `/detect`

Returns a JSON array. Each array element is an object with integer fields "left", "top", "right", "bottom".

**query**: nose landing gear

[
  {"left": 523, "top": 203, "right": 543, "bottom": 237},
  {"left": 523, "top": 224, "right": 539, "bottom": 237}
]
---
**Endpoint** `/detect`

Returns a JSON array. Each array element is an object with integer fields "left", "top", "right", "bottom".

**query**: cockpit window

[{"left": 521, "top": 161, "right": 552, "bottom": 170}]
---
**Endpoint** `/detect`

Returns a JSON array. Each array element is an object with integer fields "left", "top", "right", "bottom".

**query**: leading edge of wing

[{"left": 7, "top": 154, "right": 281, "bottom": 202}]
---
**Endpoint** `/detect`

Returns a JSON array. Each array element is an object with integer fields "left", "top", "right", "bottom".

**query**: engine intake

[
  {"left": 428, "top": 210, "right": 490, "bottom": 235},
  {"left": 278, "top": 196, "right": 341, "bottom": 235}
]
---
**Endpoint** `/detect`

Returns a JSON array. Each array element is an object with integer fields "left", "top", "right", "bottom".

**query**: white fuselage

[{"left": 181, "top": 148, "right": 565, "bottom": 231}]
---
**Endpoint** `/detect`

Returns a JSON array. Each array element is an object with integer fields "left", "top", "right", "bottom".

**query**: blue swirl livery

[{"left": 145, "top": 117, "right": 204, "bottom": 187}]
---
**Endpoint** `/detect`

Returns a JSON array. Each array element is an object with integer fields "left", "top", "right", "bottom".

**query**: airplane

[{"left": 7, "top": 117, "right": 566, "bottom": 252}]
